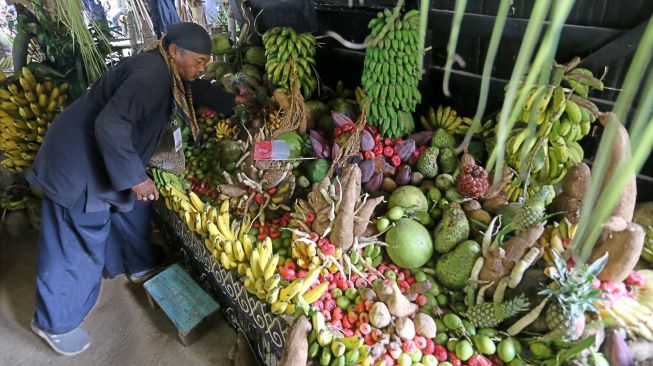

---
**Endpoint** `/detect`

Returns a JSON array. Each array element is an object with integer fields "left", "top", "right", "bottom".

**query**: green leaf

[{"left": 558, "top": 335, "right": 595, "bottom": 361}]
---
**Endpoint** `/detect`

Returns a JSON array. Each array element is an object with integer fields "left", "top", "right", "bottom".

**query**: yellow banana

[
  {"left": 299, "top": 267, "right": 322, "bottom": 294},
  {"left": 188, "top": 191, "right": 204, "bottom": 211},
  {"left": 220, "top": 252, "right": 237, "bottom": 270},
  {"left": 264, "top": 274, "right": 281, "bottom": 292},
  {"left": 271, "top": 300, "right": 288, "bottom": 315},
  {"left": 279, "top": 278, "right": 304, "bottom": 301},
  {"left": 242, "top": 235, "right": 253, "bottom": 260},
  {"left": 217, "top": 213, "right": 236, "bottom": 241},
  {"left": 219, "top": 200, "right": 230, "bottom": 214},
  {"left": 263, "top": 254, "right": 280, "bottom": 280},
  {"left": 266, "top": 287, "right": 280, "bottom": 304},
  {"left": 234, "top": 240, "right": 246, "bottom": 262},
  {"left": 300, "top": 281, "right": 329, "bottom": 304},
  {"left": 250, "top": 250, "right": 263, "bottom": 278}
]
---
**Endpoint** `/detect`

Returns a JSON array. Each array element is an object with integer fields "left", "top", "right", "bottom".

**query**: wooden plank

[{"left": 144, "top": 264, "right": 219, "bottom": 335}]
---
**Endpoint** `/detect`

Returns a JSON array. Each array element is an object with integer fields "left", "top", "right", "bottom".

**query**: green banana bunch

[
  {"left": 0, "top": 66, "right": 68, "bottom": 173},
  {"left": 503, "top": 59, "right": 602, "bottom": 197},
  {"left": 263, "top": 27, "right": 317, "bottom": 99},
  {"left": 360, "top": 9, "right": 422, "bottom": 138}
]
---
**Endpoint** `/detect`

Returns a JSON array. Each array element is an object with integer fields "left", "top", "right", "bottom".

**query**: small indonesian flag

[{"left": 253, "top": 140, "right": 291, "bottom": 161}]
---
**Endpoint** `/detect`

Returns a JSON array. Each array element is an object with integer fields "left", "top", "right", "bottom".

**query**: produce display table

[{"left": 153, "top": 200, "right": 287, "bottom": 365}]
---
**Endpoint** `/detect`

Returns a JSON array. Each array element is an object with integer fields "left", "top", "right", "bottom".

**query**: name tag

[{"left": 173, "top": 127, "right": 182, "bottom": 152}]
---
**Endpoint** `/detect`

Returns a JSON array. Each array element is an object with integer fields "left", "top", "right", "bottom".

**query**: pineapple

[
  {"left": 539, "top": 251, "right": 608, "bottom": 341},
  {"left": 464, "top": 295, "right": 530, "bottom": 328},
  {"left": 512, "top": 185, "right": 554, "bottom": 232}
]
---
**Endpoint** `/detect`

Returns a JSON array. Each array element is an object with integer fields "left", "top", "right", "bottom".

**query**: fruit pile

[
  {"left": 0, "top": 67, "right": 68, "bottom": 173},
  {"left": 263, "top": 27, "right": 317, "bottom": 98},
  {"left": 361, "top": 9, "right": 422, "bottom": 138},
  {"left": 208, "top": 34, "right": 266, "bottom": 91}
]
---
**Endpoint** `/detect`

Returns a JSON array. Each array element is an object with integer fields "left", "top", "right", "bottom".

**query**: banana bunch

[
  {"left": 0, "top": 67, "right": 68, "bottom": 173},
  {"left": 361, "top": 9, "right": 422, "bottom": 138},
  {"left": 597, "top": 270, "right": 653, "bottom": 341},
  {"left": 263, "top": 27, "right": 317, "bottom": 98},
  {"left": 308, "top": 312, "right": 372, "bottom": 366},
  {"left": 265, "top": 109, "right": 284, "bottom": 131},
  {"left": 639, "top": 226, "right": 653, "bottom": 267},
  {"left": 419, "top": 105, "right": 473, "bottom": 136},
  {"left": 505, "top": 61, "right": 601, "bottom": 187},
  {"left": 351, "top": 243, "right": 383, "bottom": 272},
  {"left": 214, "top": 120, "right": 239, "bottom": 141},
  {"left": 538, "top": 218, "right": 577, "bottom": 264},
  {"left": 266, "top": 266, "right": 330, "bottom": 316}
]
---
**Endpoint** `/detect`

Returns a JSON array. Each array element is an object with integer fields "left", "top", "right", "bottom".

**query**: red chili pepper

[
  {"left": 255, "top": 193, "right": 265, "bottom": 204},
  {"left": 383, "top": 146, "right": 395, "bottom": 158}
]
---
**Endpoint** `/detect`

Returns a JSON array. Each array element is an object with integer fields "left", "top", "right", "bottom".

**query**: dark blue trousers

[{"left": 34, "top": 195, "right": 164, "bottom": 334}]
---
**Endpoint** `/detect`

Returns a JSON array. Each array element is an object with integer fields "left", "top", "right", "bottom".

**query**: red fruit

[
  {"left": 297, "top": 269, "right": 307, "bottom": 278},
  {"left": 449, "top": 352, "right": 462, "bottom": 366},
  {"left": 414, "top": 336, "right": 427, "bottom": 349},
  {"left": 424, "top": 339, "right": 436, "bottom": 355},
  {"left": 342, "top": 317, "right": 352, "bottom": 329},
  {"left": 359, "top": 312, "right": 369, "bottom": 325},
  {"left": 416, "top": 295, "right": 428, "bottom": 306},
  {"left": 364, "top": 333, "right": 375, "bottom": 345},
  {"left": 434, "top": 345, "right": 448, "bottom": 361},
  {"left": 419, "top": 145, "right": 427, "bottom": 152},
  {"left": 625, "top": 271, "right": 645, "bottom": 287},
  {"left": 306, "top": 212, "right": 316, "bottom": 223},
  {"left": 364, "top": 151, "right": 376, "bottom": 160},
  {"left": 384, "top": 138, "right": 392, "bottom": 146},
  {"left": 269, "top": 230, "right": 280, "bottom": 238},
  {"left": 335, "top": 127, "right": 343, "bottom": 136},
  {"left": 383, "top": 146, "right": 395, "bottom": 158},
  {"left": 365, "top": 300, "right": 375, "bottom": 311},
  {"left": 391, "top": 155, "right": 401, "bottom": 167},
  {"left": 357, "top": 302, "right": 366, "bottom": 313},
  {"left": 389, "top": 345, "right": 402, "bottom": 359},
  {"left": 389, "top": 264, "right": 399, "bottom": 271},
  {"left": 373, "top": 144, "right": 383, "bottom": 155},
  {"left": 333, "top": 307, "right": 344, "bottom": 321},
  {"left": 360, "top": 323, "right": 372, "bottom": 335},
  {"left": 325, "top": 299, "right": 337, "bottom": 312},
  {"left": 344, "top": 329, "right": 354, "bottom": 337},
  {"left": 402, "top": 340, "right": 417, "bottom": 353},
  {"left": 348, "top": 311, "right": 359, "bottom": 324},
  {"left": 314, "top": 300, "right": 324, "bottom": 310},
  {"left": 455, "top": 163, "right": 489, "bottom": 199},
  {"left": 372, "top": 328, "right": 383, "bottom": 341},
  {"left": 468, "top": 355, "right": 492, "bottom": 366},
  {"left": 309, "top": 232, "right": 319, "bottom": 242},
  {"left": 255, "top": 193, "right": 265, "bottom": 204},
  {"left": 399, "top": 280, "right": 410, "bottom": 289},
  {"left": 368, "top": 274, "right": 378, "bottom": 282},
  {"left": 336, "top": 278, "right": 347, "bottom": 289},
  {"left": 322, "top": 310, "right": 331, "bottom": 322},
  {"left": 267, "top": 187, "right": 277, "bottom": 195},
  {"left": 286, "top": 262, "right": 297, "bottom": 270},
  {"left": 374, "top": 133, "right": 382, "bottom": 142},
  {"left": 328, "top": 282, "right": 337, "bottom": 290}
]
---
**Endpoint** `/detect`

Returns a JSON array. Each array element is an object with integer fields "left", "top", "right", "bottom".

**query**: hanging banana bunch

[
  {"left": 263, "top": 27, "right": 317, "bottom": 99},
  {"left": 0, "top": 67, "right": 68, "bottom": 173},
  {"left": 503, "top": 58, "right": 603, "bottom": 200},
  {"left": 361, "top": 8, "right": 422, "bottom": 138}
]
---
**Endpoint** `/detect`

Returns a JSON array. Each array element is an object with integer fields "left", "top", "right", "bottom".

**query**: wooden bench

[{"left": 144, "top": 264, "right": 220, "bottom": 345}]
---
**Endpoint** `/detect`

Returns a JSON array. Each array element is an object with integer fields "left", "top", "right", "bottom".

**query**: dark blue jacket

[{"left": 27, "top": 51, "right": 172, "bottom": 212}]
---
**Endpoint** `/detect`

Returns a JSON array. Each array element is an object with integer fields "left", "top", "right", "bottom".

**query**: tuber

[
  {"left": 414, "top": 313, "right": 437, "bottom": 339},
  {"left": 598, "top": 112, "right": 637, "bottom": 222},
  {"left": 353, "top": 196, "right": 385, "bottom": 236},
  {"left": 369, "top": 302, "right": 392, "bottom": 329},
  {"left": 331, "top": 164, "right": 361, "bottom": 250},
  {"left": 549, "top": 162, "right": 591, "bottom": 224},
  {"left": 589, "top": 221, "right": 645, "bottom": 282},
  {"left": 279, "top": 316, "right": 312, "bottom": 366},
  {"left": 479, "top": 223, "right": 544, "bottom": 294},
  {"left": 376, "top": 283, "right": 418, "bottom": 317},
  {"left": 395, "top": 317, "right": 416, "bottom": 340}
]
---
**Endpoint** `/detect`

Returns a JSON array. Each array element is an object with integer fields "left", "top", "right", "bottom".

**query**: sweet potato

[
  {"left": 598, "top": 112, "right": 637, "bottom": 222},
  {"left": 279, "top": 316, "right": 312, "bottom": 366},
  {"left": 376, "top": 283, "right": 417, "bottom": 317},
  {"left": 479, "top": 223, "right": 545, "bottom": 294},
  {"left": 354, "top": 196, "right": 385, "bottom": 236},
  {"left": 550, "top": 163, "right": 591, "bottom": 223},
  {"left": 589, "top": 221, "right": 645, "bottom": 282},
  {"left": 395, "top": 317, "right": 416, "bottom": 340},
  {"left": 332, "top": 164, "right": 362, "bottom": 250},
  {"left": 369, "top": 302, "right": 392, "bottom": 328},
  {"left": 414, "top": 313, "right": 437, "bottom": 339}
]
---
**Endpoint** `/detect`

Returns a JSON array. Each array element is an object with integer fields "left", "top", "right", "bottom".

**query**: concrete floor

[{"left": 0, "top": 228, "right": 237, "bottom": 366}]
